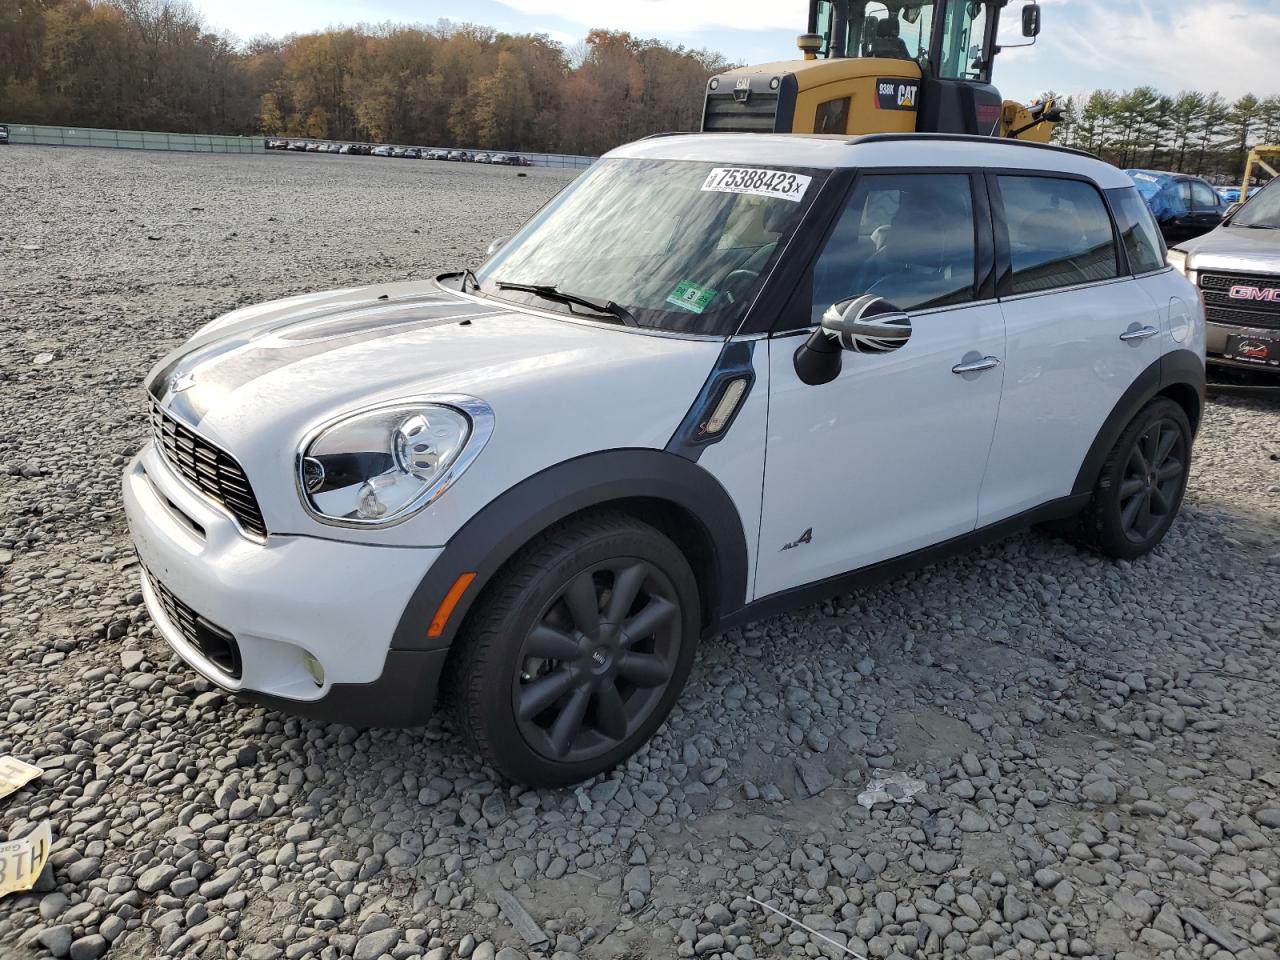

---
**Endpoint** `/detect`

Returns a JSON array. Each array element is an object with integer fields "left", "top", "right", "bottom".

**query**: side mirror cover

[
  {"left": 793, "top": 296, "right": 911, "bottom": 386},
  {"left": 1022, "top": 3, "right": 1042, "bottom": 37},
  {"left": 820, "top": 295, "right": 912, "bottom": 352},
  {"left": 486, "top": 235, "right": 510, "bottom": 258}
]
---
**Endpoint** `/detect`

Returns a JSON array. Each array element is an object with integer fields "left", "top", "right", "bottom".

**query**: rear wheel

[
  {"left": 1079, "top": 397, "right": 1192, "bottom": 560},
  {"left": 446, "top": 511, "right": 700, "bottom": 787}
]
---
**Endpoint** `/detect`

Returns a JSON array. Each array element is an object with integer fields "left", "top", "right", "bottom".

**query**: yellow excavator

[{"left": 702, "top": 0, "right": 1060, "bottom": 142}]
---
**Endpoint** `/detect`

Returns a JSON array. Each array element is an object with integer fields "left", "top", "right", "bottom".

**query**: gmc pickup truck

[{"left": 1169, "top": 176, "right": 1280, "bottom": 376}]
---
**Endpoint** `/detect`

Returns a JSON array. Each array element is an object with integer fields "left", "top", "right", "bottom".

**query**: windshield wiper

[
  {"left": 494, "top": 280, "right": 638, "bottom": 327},
  {"left": 1235, "top": 222, "right": 1278, "bottom": 230}
]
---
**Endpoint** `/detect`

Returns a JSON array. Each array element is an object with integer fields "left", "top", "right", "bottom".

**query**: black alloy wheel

[
  {"left": 513, "top": 559, "right": 681, "bottom": 764},
  {"left": 1079, "top": 396, "right": 1193, "bottom": 560},
  {"left": 445, "top": 510, "right": 700, "bottom": 786},
  {"left": 1117, "top": 417, "right": 1188, "bottom": 543}
]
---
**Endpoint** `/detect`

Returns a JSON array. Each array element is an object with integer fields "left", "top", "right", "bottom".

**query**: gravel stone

[
  {"left": 2, "top": 146, "right": 1277, "bottom": 960},
  {"left": 68, "top": 935, "right": 108, "bottom": 960}
]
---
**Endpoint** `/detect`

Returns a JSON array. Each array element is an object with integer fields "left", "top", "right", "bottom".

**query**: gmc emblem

[{"left": 1229, "top": 284, "right": 1280, "bottom": 302}]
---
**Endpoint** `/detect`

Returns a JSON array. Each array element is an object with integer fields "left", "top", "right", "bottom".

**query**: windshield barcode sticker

[{"left": 701, "top": 167, "right": 811, "bottom": 203}]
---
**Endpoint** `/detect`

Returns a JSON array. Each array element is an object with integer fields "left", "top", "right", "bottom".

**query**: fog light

[{"left": 303, "top": 651, "right": 324, "bottom": 687}]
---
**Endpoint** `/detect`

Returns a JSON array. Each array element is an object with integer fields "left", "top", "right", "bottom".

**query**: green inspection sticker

[{"left": 665, "top": 280, "right": 717, "bottom": 314}]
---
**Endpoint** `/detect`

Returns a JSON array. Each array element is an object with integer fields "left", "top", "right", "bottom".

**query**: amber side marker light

[{"left": 428, "top": 572, "right": 477, "bottom": 638}]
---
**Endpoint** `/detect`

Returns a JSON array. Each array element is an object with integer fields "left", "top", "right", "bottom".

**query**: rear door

[{"left": 978, "top": 173, "right": 1162, "bottom": 525}]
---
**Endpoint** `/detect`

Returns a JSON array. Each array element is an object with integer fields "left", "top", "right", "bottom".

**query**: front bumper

[
  {"left": 123, "top": 443, "right": 447, "bottom": 726},
  {"left": 1206, "top": 320, "right": 1280, "bottom": 375}
]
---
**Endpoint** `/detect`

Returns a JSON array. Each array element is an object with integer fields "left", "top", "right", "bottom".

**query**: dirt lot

[{"left": 1, "top": 146, "right": 1279, "bottom": 960}]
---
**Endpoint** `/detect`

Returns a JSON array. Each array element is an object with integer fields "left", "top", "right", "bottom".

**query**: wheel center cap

[{"left": 589, "top": 646, "right": 614, "bottom": 674}]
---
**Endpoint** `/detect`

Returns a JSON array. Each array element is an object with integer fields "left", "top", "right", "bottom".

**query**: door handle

[
  {"left": 1120, "top": 325, "right": 1160, "bottom": 342},
  {"left": 952, "top": 356, "right": 1001, "bottom": 374}
]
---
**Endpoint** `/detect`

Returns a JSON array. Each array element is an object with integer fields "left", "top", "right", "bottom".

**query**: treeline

[
  {"left": 0, "top": 0, "right": 731, "bottom": 155},
  {"left": 1047, "top": 87, "right": 1280, "bottom": 181}
]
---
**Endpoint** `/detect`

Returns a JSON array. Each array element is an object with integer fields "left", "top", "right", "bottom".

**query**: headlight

[
  {"left": 1167, "top": 248, "right": 1198, "bottom": 285},
  {"left": 297, "top": 396, "right": 493, "bottom": 527}
]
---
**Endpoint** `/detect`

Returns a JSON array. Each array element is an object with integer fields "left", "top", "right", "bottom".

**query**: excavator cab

[{"left": 701, "top": 0, "right": 1058, "bottom": 142}]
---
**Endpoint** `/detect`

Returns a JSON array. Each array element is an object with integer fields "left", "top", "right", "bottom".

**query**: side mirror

[
  {"left": 1022, "top": 3, "right": 1042, "bottom": 37},
  {"left": 485, "top": 235, "right": 510, "bottom": 258},
  {"left": 793, "top": 296, "right": 912, "bottom": 386},
  {"left": 1225, "top": 201, "right": 1243, "bottom": 219}
]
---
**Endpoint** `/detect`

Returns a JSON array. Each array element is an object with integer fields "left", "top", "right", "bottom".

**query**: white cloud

[
  {"left": 1036, "top": 0, "right": 1279, "bottom": 99},
  {"left": 491, "top": 0, "right": 810, "bottom": 34}
]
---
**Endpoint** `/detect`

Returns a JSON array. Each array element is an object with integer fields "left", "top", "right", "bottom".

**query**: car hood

[
  {"left": 145, "top": 280, "right": 725, "bottom": 544},
  {"left": 1178, "top": 224, "right": 1280, "bottom": 273}
]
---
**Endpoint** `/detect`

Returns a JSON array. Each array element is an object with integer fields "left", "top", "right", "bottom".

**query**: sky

[{"left": 197, "top": 0, "right": 1280, "bottom": 104}]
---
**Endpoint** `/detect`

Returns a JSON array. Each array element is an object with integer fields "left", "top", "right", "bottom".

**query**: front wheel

[
  {"left": 1079, "top": 397, "right": 1192, "bottom": 560},
  {"left": 445, "top": 511, "right": 700, "bottom": 787}
]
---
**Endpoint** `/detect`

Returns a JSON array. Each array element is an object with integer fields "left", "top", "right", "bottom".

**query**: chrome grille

[
  {"left": 1200, "top": 272, "right": 1280, "bottom": 330},
  {"left": 146, "top": 568, "right": 242, "bottom": 678},
  {"left": 149, "top": 399, "right": 268, "bottom": 538}
]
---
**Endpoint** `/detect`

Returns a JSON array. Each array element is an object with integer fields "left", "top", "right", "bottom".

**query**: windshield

[
  {"left": 1233, "top": 178, "right": 1280, "bottom": 228},
  {"left": 815, "top": 1, "right": 988, "bottom": 81},
  {"left": 475, "top": 158, "right": 826, "bottom": 336}
]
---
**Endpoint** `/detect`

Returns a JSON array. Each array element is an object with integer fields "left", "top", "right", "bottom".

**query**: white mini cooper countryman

[{"left": 125, "top": 133, "right": 1206, "bottom": 786}]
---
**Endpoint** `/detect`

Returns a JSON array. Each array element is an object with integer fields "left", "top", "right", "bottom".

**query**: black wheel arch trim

[
  {"left": 1072, "top": 348, "right": 1205, "bottom": 497},
  {"left": 392, "top": 449, "right": 749, "bottom": 652}
]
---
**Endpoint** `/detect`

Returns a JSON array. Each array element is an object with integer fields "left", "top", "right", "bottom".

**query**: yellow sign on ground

[
  {"left": 0, "top": 821, "right": 52, "bottom": 899},
  {"left": 0, "top": 756, "right": 42, "bottom": 801}
]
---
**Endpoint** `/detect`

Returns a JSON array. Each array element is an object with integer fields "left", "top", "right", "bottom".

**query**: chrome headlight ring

[{"left": 295, "top": 394, "right": 494, "bottom": 528}]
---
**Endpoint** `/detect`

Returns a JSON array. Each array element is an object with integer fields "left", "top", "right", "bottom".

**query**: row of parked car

[
  {"left": 1124, "top": 168, "right": 1269, "bottom": 245},
  {"left": 264, "top": 139, "right": 532, "bottom": 165}
]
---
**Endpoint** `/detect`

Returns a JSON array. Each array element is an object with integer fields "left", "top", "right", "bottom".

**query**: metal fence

[
  {"left": 3, "top": 123, "right": 263, "bottom": 153},
  {"left": 1, "top": 122, "right": 594, "bottom": 167},
  {"left": 268, "top": 138, "right": 595, "bottom": 169}
]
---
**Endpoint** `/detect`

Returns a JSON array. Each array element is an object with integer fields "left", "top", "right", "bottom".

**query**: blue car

[{"left": 1126, "top": 169, "right": 1229, "bottom": 245}]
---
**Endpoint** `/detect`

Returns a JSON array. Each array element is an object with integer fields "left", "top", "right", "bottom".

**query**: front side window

[
  {"left": 1190, "top": 180, "right": 1221, "bottom": 212},
  {"left": 476, "top": 158, "right": 826, "bottom": 336},
  {"left": 810, "top": 173, "right": 977, "bottom": 322},
  {"left": 937, "top": 0, "right": 989, "bottom": 80},
  {"left": 999, "top": 176, "right": 1118, "bottom": 295},
  {"left": 1108, "top": 187, "right": 1166, "bottom": 273}
]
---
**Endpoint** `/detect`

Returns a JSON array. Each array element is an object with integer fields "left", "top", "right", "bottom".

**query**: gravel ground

[{"left": 2, "top": 145, "right": 1279, "bottom": 960}]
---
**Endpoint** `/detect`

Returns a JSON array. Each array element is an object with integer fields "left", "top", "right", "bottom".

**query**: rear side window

[
  {"left": 815, "top": 97, "right": 851, "bottom": 134},
  {"left": 810, "top": 173, "right": 977, "bottom": 321},
  {"left": 1109, "top": 187, "right": 1165, "bottom": 274},
  {"left": 999, "top": 176, "right": 1118, "bottom": 294}
]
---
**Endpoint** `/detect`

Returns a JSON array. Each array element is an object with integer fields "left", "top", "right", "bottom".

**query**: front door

[{"left": 755, "top": 172, "right": 1005, "bottom": 600}]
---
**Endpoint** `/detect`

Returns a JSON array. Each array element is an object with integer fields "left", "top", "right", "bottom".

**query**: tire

[
  {"left": 444, "top": 510, "right": 701, "bottom": 787},
  {"left": 1078, "top": 397, "right": 1192, "bottom": 560}
]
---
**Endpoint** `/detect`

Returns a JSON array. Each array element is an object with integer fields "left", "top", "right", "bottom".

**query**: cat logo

[{"left": 876, "top": 79, "right": 919, "bottom": 112}]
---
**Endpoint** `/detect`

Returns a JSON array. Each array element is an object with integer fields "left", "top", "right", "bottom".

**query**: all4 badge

[{"left": 876, "top": 78, "right": 919, "bottom": 111}]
